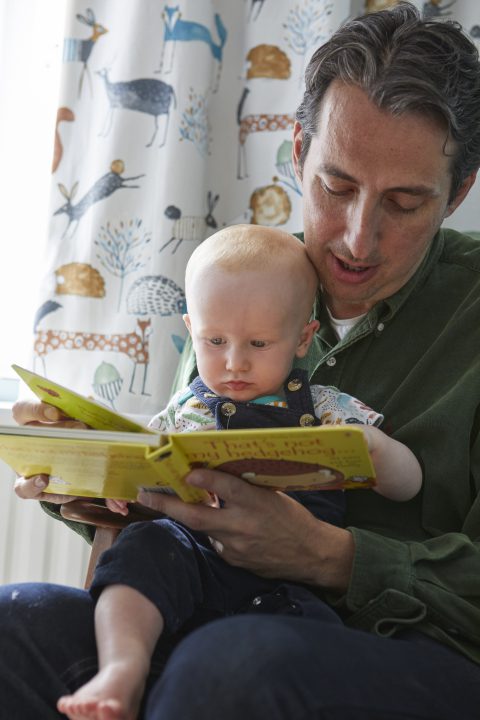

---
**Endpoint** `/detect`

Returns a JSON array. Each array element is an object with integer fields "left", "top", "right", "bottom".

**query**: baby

[{"left": 58, "top": 225, "right": 421, "bottom": 720}]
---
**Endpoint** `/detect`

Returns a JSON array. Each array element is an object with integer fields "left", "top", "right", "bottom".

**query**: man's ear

[
  {"left": 183, "top": 313, "right": 192, "bottom": 336},
  {"left": 444, "top": 170, "right": 477, "bottom": 218},
  {"left": 295, "top": 319, "right": 320, "bottom": 358},
  {"left": 292, "top": 121, "right": 304, "bottom": 182}
]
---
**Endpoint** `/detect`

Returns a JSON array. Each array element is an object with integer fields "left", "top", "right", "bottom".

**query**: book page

[{"left": 12, "top": 364, "right": 154, "bottom": 434}]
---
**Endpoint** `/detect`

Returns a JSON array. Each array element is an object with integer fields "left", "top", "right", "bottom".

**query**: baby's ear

[
  {"left": 183, "top": 314, "right": 192, "bottom": 335},
  {"left": 295, "top": 319, "right": 320, "bottom": 358}
]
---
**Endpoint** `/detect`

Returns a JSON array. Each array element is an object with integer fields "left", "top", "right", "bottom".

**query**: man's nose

[{"left": 344, "top": 199, "right": 380, "bottom": 261}]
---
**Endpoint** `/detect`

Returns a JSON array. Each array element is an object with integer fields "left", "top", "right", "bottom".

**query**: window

[{"left": 0, "top": 2, "right": 65, "bottom": 394}]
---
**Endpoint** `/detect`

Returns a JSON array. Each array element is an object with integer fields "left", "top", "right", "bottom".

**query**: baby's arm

[{"left": 360, "top": 425, "right": 422, "bottom": 501}]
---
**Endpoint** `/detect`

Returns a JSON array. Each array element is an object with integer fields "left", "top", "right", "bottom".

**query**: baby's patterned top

[{"left": 148, "top": 384, "right": 383, "bottom": 433}]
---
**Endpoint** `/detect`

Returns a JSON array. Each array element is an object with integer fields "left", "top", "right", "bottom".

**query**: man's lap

[
  {"left": 151, "top": 614, "right": 480, "bottom": 720},
  {"left": 1, "top": 582, "right": 480, "bottom": 720}
]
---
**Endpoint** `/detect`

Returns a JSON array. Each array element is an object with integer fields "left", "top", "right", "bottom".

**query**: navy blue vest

[{"left": 189, "top": 368, "right": 320, "bottom": 431}]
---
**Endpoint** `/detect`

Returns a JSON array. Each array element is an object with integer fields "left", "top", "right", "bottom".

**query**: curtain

[{"left": 31, "top": 0, "right": 480, "bottom": 420}]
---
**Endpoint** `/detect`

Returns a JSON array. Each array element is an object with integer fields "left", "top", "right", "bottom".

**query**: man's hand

[
  {"left": 138, "top": 469, "right": 355, "bottom": 592},
  {"left": 12, "top": 399, "right": 87, "bottom": 504}
]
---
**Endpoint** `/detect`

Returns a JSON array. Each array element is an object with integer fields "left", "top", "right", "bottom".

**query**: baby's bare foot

[{"left": 57, "top": 661, "right": 144, "bottom": 720}]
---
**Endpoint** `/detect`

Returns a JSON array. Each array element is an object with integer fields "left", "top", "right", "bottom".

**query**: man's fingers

[
  {"left": 12, "top": 400, "right": 65, "bottom": 425},
  {"left": 12, "top": 400, "right": 88, "bottom": 429},
  {"left": 186, "top": 468, "right": 253, "bottom": 505},
  {"left": 36, "top": 493, "right": 78, "bottom": 505},
  {"left": 137, "top": 488, "right": 220, "bottom": 532},
  {"left": 105, "top": 498, "right": 129, "bottom": 515},
  {"left": 14, "top": 474, "right": 76, "bottom": 504},
  {"left": 137, "top": 469, "right": 264, "bottom": 537},
  {"left": 14, "top": 474, "right": 49, "bottom": 499}
]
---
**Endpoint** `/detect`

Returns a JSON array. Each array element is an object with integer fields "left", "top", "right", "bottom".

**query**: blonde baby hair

[{"left": 185, "top": 224, "right": 319, "bottom": 322}]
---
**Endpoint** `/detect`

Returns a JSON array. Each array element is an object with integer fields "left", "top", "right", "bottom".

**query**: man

[{"left": 5, "top": 3, "right": 480, "bottom": 718}]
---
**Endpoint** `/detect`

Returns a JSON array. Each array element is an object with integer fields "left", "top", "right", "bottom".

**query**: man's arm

[{"left": 137, "top": 460, "right": 480, "bottom": 663}]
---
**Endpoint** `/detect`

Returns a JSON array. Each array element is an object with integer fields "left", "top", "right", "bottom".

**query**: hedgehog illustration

[
  {"left": 215, "top": 458, "right": 344, "bottom": 490},
  {"left": 126, "top": 275, "right": 186, "bottom": 316}
]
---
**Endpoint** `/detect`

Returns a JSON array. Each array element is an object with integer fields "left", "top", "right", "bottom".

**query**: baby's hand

[{"left": 105, "top": 498, "right": 129, "bottom": 515}]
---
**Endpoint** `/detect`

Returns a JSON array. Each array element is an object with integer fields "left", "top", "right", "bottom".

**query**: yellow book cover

[
  {"left": 0, "top": 366, "right": 377, "bottom": 503},
  {"left": 12, "top": 364, "right": 151, "bottom": 434}
]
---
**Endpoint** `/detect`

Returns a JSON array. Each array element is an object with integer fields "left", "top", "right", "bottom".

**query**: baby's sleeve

[
  {"left": 148, "top": 389, "right": 187, "bottom": 432},
  {"left": 311, "top": 385, "right": 384, "bottom": 427}
]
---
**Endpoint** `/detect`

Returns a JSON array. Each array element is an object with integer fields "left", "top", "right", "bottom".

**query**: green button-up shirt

[{"left": 171, "top": 227, "right": 480, "bottom": 663}]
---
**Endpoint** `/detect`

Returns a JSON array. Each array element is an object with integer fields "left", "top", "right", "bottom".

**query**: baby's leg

[{"left": 57, "top": 584, "right": 163, "bottom": 720}]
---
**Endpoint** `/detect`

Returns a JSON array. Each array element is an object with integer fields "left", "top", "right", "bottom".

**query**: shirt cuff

[
  {"left": 346, "top": 527, "right": 414, "bottom": 610},
  {"left": 337, "top": 527, "right": 427, "bottom": 635}
]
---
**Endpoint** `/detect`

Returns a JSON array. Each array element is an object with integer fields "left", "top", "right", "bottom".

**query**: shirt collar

[{"left": 310, "top": 229, "right": 445, "bottom": 333}]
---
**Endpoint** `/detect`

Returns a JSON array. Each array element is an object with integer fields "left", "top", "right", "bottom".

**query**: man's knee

[
  {"left": 146, "top": 615, "right": 330, "bottom": 719},
  {"left": 0, "top": 582, "right": 95, "bottom": 650}
]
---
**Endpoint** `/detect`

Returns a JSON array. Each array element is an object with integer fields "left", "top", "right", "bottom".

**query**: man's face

[{"left": 293, "top": 80, "right": 472, "bottom": 318}]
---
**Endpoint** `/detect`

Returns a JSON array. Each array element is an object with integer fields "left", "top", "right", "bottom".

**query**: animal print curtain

[{"left": 34, "top": 0, "right": 480, "bottom": 420}]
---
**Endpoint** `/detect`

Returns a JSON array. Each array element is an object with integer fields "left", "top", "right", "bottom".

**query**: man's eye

[
  {"left": 209, "top": 337, "right": 224, "bottom": 345},
  {"left": 389, "top": 200, "right": 420, "bottom": 214},
  {"left": 321, "top": 180, "right": 350, "bottom": 197},
  {"left": 251, "top": 340, "right": 266, "bottom": 348}
]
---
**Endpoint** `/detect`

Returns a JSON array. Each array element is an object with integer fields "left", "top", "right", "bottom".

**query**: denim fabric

[
  {"left": 2, "top": 582, "right": 480, "bottom": 720},
  {"left": 89, "top": 518, "right": 326, "bottom": 635},
  {"left": 148, "top": 614, "right": 480, "bottom": 720}
]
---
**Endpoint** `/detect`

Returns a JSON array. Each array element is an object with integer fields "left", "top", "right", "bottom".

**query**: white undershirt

[{"left": 327, "top": 308, "right": 366, "bottom": 341}]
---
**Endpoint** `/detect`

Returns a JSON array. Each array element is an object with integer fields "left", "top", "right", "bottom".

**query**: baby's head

[{"left": 184, "top": 224, "right": 319, "bottom": 401}]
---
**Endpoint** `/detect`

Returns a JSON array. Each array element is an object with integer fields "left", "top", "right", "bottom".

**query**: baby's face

[{"left": 185, "top": 269, "right": 312, "bottom": 402}]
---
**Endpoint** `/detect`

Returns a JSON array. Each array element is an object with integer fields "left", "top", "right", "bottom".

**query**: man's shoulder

[{"left": 440, "top": 228, "right": 480, "bottom": 273}]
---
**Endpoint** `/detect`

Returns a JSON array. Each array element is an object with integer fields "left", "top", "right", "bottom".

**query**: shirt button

[
  {"left": 377, "top": 323, "right": 385, "bottom": 332},
  {"left": 326, "top": 357, "right": 336, "bottom": 367},
  {"left": 287, "top": 379, "right": 303, "bottom": 391},
  {"left": 221, "top": 402, "right": 237, "bottom": 417},
  {"left": 299, "top": 413, "right": 315, "bottom": 426}
]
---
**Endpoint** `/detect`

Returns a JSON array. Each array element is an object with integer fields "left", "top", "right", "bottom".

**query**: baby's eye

[
  {"left": 209, "top": 337, "right": 224, "bottom": 345},
  {"left": 251, "top": 340, "right": 266, "bottom": 348}
]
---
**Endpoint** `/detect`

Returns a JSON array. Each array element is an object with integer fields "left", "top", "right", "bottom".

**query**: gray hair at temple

[{"left": 295, "top": 1, "right": 480, "bottom": 202}]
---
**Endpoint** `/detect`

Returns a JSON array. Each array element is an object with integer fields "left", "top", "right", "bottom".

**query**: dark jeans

[
  {"left": 89, "top": 519, "right": 332, "bottom": 633},
  {"left": 2, "top": 581, "right": 480, "bottom": 720}
]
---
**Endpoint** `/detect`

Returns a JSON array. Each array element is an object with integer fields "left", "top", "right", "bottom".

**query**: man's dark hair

[{"left": 296, "top": 2, "right": 480, "bottom": 201}]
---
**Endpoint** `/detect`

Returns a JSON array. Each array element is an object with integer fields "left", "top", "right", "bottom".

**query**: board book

[{"left": 0, "top": 365, "right": 377, "bottom": 503}]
